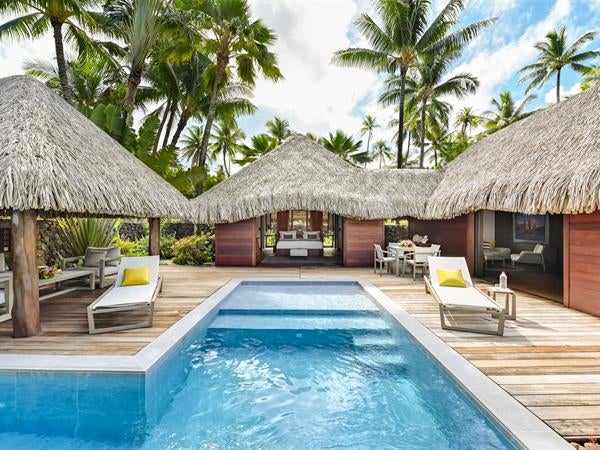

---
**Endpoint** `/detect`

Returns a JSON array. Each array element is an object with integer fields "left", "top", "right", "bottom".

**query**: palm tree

[
  {"left": 103, "top": 0, "right": 165, "bottom": 112},
  {"left": 24, "top": 54, "right": 120, "bottom": 114},
  {"left": 424, "top": 119, "right": 453, "bottom": 168},
  {"left": 265, "top": 116, "right": 291, "bottom": 144},
  {"left": 180, "top": 125, "right": 204, "bottom": 166},
  {"left": 208, "top": 120, "right": 246, "bottom": 177},
  {"left": 519, "top": 27, "right": 599, "bottom": 103},
  {"left": 484, "top": 91, "right": 536, "bottom": 133},
  {"left": 372, "top": 140, "right": 393, "bottom": 168},
  {"left": 581, "top": 65, "right": 600, "bottom": 91},
  {"left": 236, "top": 133, "right": 278, "bottom": 166},
  {"left": 0, "top": 0, "right": 99, "bottom": 103},
  {"left": 179, "top": 0, "right": 282, "bottom": 168},
  {"left": 454, "top": 106, "right": 481, "bottom": 135},
  {"left": 360, "top": 115, "right": 379, "bottom": 161},
  {"left": 384, "top": 48, "right": 477, "bottom": 168},
  {"left": 332, "top": 0, "right": 494, "bottom": 168},
  {"left": 320, "top": 130, "right": 366, "bottom": 165}
]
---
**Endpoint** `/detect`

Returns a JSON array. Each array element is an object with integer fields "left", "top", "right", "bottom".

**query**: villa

[{"left": 1, "top": 75, "right": 600, "bottom": 449}]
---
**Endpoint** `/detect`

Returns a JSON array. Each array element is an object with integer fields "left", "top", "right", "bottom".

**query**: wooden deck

[{"left": 1, "top": 264, "right": 600, "bottom": 441}]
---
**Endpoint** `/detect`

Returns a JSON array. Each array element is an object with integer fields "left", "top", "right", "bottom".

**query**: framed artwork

[{"left": 513, "top": 213, "right": 549, "bottom": 243}]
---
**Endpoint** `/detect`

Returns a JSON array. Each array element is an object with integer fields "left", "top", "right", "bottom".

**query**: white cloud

[
  {"left": 0, "top": 33, "right": 55, "bottom": 78},
  {"left": 448, "top": 0, "right": 571, "bottom": 118},
  {"left": 544, "top": 81, "right": 581, "bottom": 104},
  {"left": 248, "top": 0, "right": 378, "bottom": 136}
]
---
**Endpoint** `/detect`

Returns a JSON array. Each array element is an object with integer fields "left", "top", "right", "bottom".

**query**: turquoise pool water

[{"left": 0, "top": 281, "right": 518, "bottom": 449}]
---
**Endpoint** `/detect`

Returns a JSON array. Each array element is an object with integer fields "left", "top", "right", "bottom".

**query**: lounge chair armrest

[
  {"left": 61, "top": 255, "right": 84, "bottom": 269},
  {"left": 100, "top": 256, "right": 121, "bottom": 265}
]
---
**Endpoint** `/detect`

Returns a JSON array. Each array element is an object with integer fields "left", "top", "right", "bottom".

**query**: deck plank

[{"left": 1, "top": 263, "right": 599, "bottom": 440}]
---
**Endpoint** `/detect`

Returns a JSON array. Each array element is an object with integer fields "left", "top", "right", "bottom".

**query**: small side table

[{"left": 487, "top": 286, "right": 517, "bottom": 320}]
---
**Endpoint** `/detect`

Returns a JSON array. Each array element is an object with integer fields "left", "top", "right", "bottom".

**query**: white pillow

[
  {"left": 279, "top": 231, "right": 296, "bottom": 240},
  {"left": 305, "top": 231, "right": 320, "bottom": 240}
]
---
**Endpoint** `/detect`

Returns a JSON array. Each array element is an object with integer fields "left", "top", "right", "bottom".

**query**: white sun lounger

[
  {"left": 425, "top": 257, "right": 505, "bottom": 336},
  {"left": 87, "top": 256, "right": 162, "bottom": 334}
]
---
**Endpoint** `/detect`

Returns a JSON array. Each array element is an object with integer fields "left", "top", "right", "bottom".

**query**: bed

[{"left": 275, "top": 231, "right": 324, "bottom": 256}]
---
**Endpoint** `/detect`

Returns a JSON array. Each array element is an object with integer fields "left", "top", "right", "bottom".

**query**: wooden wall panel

[
  {"left": 309, "top": 211, "right": 323, "bottom": 232},
  {"left": 343, "top": 218, "right": 384, "bottom": 267},
  {"left": 408, "top": 213, "right": 475, "bottom": 273},
  {"left": 276, "top": 211, "right": 289, "bottom": 232},
  {"left": 215, "top": 219, "right": 258, "bottom": 267},
  {"left": 565, "top": 213, "right": 600, "bottom": 316}
]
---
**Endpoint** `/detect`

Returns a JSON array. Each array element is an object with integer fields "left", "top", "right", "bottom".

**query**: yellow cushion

[
  {"left": 436, "top": 269, "right": 466, "bottom": 288},
  {"left": 489, "top": 240, "right": 496, "bottom": 251},
  {"left": 121, "top": 266, "right": 150, "bottom": 286}
]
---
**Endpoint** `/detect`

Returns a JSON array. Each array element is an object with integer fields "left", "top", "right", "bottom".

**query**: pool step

[
  {"left": 352, "top": 335, "right": 399, "bottom": 350},
  {"left": 354, "top": 350, "right": 407, "bottom": 368},
  {"left": 209, "top": 313, "right": 390, "bottom": 332}
]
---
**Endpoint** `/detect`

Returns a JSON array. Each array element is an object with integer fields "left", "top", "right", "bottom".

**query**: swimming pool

[{"left": 0, "top": 281, "right": 562, "bottom": 449}]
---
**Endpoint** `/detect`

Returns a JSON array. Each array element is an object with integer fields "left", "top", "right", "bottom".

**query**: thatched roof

[
  {"left": 427, "top": 83, "right": 600, "bottom": 218},
  {"left": 0, "top": 76, "right": 191, "bottom": 219},
  {"left": 192, "top": 134, "right": 441, "bottom": 223}
]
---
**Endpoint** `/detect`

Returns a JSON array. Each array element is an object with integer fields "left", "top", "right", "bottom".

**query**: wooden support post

[
  {"left": 11, "top": 210, "right": 41, "bottom": 337},
  {"left": 149, "top": 218, "right": 160, "bottom": 256}
]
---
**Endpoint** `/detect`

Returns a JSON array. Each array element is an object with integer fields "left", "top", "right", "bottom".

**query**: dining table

[{"left": 387, "top": 244, "right": 416, "bottom": 276}]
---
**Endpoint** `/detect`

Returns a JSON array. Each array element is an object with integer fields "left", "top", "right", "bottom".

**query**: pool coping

[{"left": 0, "top": 277, "right": 571, "bottom": 449}]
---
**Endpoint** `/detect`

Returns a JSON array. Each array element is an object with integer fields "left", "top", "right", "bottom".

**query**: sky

[{"left": 0, "top": 0, "right": 599, "bottom": 160}]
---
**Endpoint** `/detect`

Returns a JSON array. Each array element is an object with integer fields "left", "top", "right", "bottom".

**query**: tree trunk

[
  {"left": 434, "top": 148, "right": 438, "bottom": 168},
  {"left": 11, "top": 211, "right": 41, "bottom": 337},
  {"left": 199, "top": 57, "right": 227, "bottom": 167},
  {"left": 365, "top": 131, "right": 372, "bottom": 168},
  {"left": 171, "top": 110, "right": 190, "bottom": 147},
  {"left": 379, "top": 151, "right": 383, "bottom": 169},
  {"left": 419, "top": 99, "right": 427, "bottom": 169},
  {"left": 396, "top": 67, "right": 408, "bottom": 169},
  {"left": 405, "top": 129, "right": 411, "bottom": 167},
  {"left": 223, "top": 148, "right": 230, "bottom": 177},
  {"left": 556, "top": 68, "right": 561, "bottom": 103},
  {"left": 51, "top": 18, "right": 72, "bottom": 104},
  {"left": 123, "top": 66, "right": 143, "bottom": 114},
  {"left": 153, "top": 99, "right": 171, "bottom": 153},
  {"left": 162, "top": 101, "right": 178, "bottom": 148},
  {"left": 148, "top": 218, "right": 160, "bottom": 257}
]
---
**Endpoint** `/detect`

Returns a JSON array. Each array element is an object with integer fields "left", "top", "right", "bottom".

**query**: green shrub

[
  {"left": 58, "top": 218, "right": 116, "bottom": 255},
  {"left": 172, "top": 234, "right": 214, "bottom": 265},
  {"left": 160, "top": 234, "right": 177, "bottom": 259},
  {"left": 112, "top": 235, "right": 147, "bottom": 257}
]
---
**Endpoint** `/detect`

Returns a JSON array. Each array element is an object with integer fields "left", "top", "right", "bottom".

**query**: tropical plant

[
  {"left": 360, "top": 115, "right": 379, "bottom": 162},
  {"left": 58, "top": 218, "right": 116, "bottom": 256},
  {"left": 208, "top": 119, "right": 246, "bottom": 177},
  {"left": 581, "top": 65, "right": 600, "bottom": 90},
  {"left": 0, "top": 0, "right": 102, "bottom": 103},
  {"left": 518, "top": 26, "right": 599, "bottom": 103},
  {"left": 332, "top": 0, "right": 494, "bottom": 168},
  {"left": 484, "top": 91, "right": 536, "bottom": 133},
  {"left": 438, "top": 132, "right": 470, "bottom": 166},
  {"left": 383, "top": 47, "right": 478, "bottom": 168},
  {"left": 177, "top": 0, "right": 283, "bottom": 168},
  {"left": 236, "top": 132, "right": 278, "bottom": 166},
  {"left": 180, "top": 125, "right": 204, "bottom": 166},
  {"left": 103, "top": 0, "right": 166, "bottom": 112},
  {"left": 372, "top": 140, "right": 393, "bottom": 168},
  {"left": 24, "top": 54, "right": 121, "bottom": 115},
  {"left": 202, "top": 168, "right": 226, "bottom": 192},
  {"left": 423, "top": 119, "right": 453, "bottom": 168},
  {"left": 454, "top": 106, "right": 481, "bottom": 135},
  {"left": 266, "top": 116, "right": 291, "bottom": 143},
  {"left": 172, "top": 233, "right": 215, "bottom": 265},
  {"left": 320, "top": 130, "right": 367, "bottom": 165}
]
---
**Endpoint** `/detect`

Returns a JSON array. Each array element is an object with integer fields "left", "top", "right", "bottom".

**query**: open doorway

[
  {"left": 475, "top": 210, "right": 563, "bottom": 302},
  {"left": 258, "top": 211, "right": 343, "bottom": 266}
]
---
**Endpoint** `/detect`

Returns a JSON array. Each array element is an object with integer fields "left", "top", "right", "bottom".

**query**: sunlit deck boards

[{"left": 1, "top": 264, "right": 599, "bottom": 440}]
